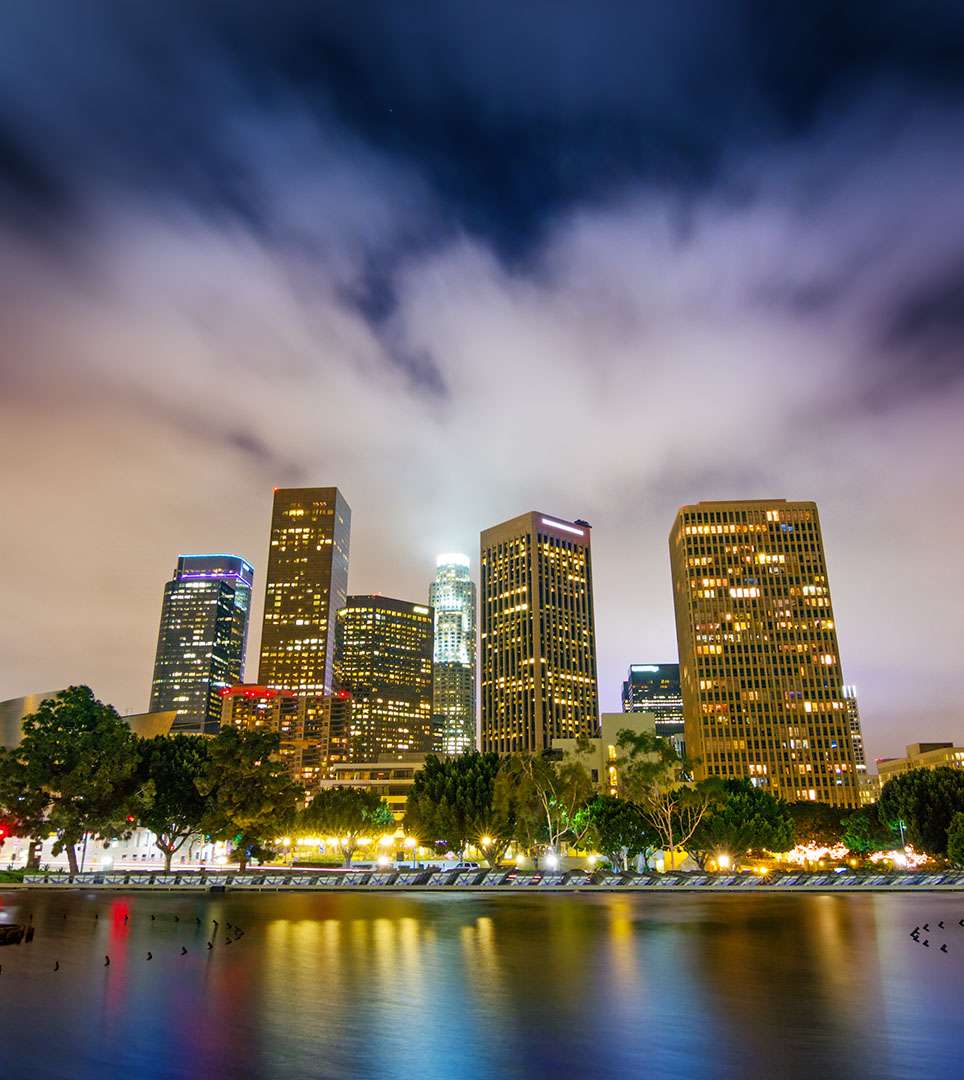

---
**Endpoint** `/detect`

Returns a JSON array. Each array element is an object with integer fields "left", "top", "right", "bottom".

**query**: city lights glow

[{"left": 540, "top": 517, "right": 584, "bottom": 536}]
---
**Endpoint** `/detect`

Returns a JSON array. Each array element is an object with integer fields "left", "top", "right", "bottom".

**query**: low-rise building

[
  {"left": 876, "top": 742, "right": 964, "bottom": 785},
  {"left": 315, "top": 753, "right": 428, "bottom": 820},
  {"left": 554, "top": 711, "right": 657, "bottom": 794}
]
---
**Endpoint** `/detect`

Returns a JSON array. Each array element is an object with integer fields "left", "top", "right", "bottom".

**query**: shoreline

[{"left": 6, "top": 868, "right": 963, "bottom": 893}]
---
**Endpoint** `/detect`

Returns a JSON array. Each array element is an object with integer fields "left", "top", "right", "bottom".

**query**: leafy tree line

[{"left": 0, "top": 687, "right": 302, "bottom": 872}]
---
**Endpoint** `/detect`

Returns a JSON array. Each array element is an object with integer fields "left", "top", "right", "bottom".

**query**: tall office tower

[
  {"left": 258, "top": 487, "right": 351, "bottom": 694},
  {"left": 334, "top": 596, "right": 434, "bottom": 761},
  {"left": 670, "top": 500, "right": 858, "bottom": 807},
  {"left": 621, "top": 663, "right": 685, "bottom": 737},
  {"left": 480, "top": 512, "right": 600, "bottom": 755},
  {"left": 430, "top": 554, "right": 477, "bottom": 754},
  {"left": 843, "top": 685, "right": 866, "bottom": 775},
  {"left": 150, "top": 554, "right": 253, "bottom": 734}
]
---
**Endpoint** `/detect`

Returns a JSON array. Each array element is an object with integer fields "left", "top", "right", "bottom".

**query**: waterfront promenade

[{"left": 13, "top": 868, "right": 964, "bottom": 892}]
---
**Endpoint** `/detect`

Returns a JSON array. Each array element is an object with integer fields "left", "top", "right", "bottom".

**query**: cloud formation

[{"left": 1, "top": 4, "right": 963, "bottom": 757}]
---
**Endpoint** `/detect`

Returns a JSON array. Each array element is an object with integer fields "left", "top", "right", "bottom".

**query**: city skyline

[{"left": 3, "top": 8, "right": 964, "bottom": 762}]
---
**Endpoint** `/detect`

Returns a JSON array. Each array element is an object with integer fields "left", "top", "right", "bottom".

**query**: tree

[
  {"left": 198, "top": 728, "right": 302, "bottom": 872},
  {"left": 404, "top": 752, "right": 505, "bottom": 860},
  {"left": 787, "top": 801, "right": 848, "bottom": 847},
  {"left": 689, "top": 780, "right": 794, "bottom": 869},
  {"left": 4, "top": 687, "right": 145, "bottom": 873},
  {"left": 878, "top": 768, "right": 964, "bottom": 856},
  {"left": 575, "top": 795, "right": 658, "bottom": 871},
  {"left": 138, "top": 735, "right": 211, "bottom": 871},
  {"left": 947, "top": 812, "right": 964, "bottom": 869},
  {"left": 300, "top": 787, "right": 394, "bottom": 867},
  {"left": 840, "top": 805, "right": 897, "bottom": 856},
  {"left": 494, "top": 747, "right": 594, "bottom": 859},
  {"left": 616, "top": 729, "right": 720, "bottom": 858}
]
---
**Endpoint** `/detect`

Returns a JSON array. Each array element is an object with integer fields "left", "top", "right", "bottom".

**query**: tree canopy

[
  {"left": 786, "top": 801, "right": 849, "bottom": 847},
  {"left": 198, "top": 727, "right": 302, "bottom": 872},
  {"left": 947, "top": 812, "right": 964, "bottom": 869},
  {"left": 137, "top": 734, "right": 212, "bottom": 871},
  {"left": 300, "top": 786, "right": 394, "bottom": 867},
  {"left": 403, "top": 752, "right": 504, "bottom": 859},
  {"left": 688, "top": 779, "right": 793, "bottom": 868},
  {"left": 575, "top": 794, "right": 658, "bottom": 871},
  {"left": 878, "top": 767, "right": 964, "bottom": 856},
  {"left": 3, "top": 686, "right": 145, "bottom": 872}
]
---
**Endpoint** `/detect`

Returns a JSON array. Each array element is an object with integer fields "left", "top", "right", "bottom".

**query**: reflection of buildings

[
  {"left": 554, "top": 712, "right": 656, "bottom": 794},
  {"left": 335, "top": 596, "right": 434, "bottom": 761},
  {"left": 670, "top": 500, "right": 859, "bottom": 806},
  {"left": 877, "top": 742, "right": 964, "bottom": 786},
  {"left": 150, "top": 554, "right": 253, "bottom": 733},
  {"left": 622, "top": 664, "right": 684, "bottom": 737},
  {"left": 480, "top": 512, "right": 600, "bottom": 754},
  {"left": 220, "top": 684, "right": 353, "bottom": 787},
  {"left": 258, "top": 487, "right": 351, "bottom": 695},
  {"left": 430, "top": 554, "right": 477, "bottom": 754},
  {"left": 316, "top": 753, "right": 427, "bottom": 820}
]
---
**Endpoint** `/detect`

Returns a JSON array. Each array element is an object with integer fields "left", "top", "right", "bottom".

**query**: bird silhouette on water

[
  {"left": 150, "top": 914, "right": 156, "bottom": 921},
  {"left": 104, "top": 956, "right": 110, "bottom": 967},
  {"left": 180, "top": 947, "right": 188, "bottom": 956},
  {"left": 940, "top": 944, "right": 949, "bottom": 953},
  {"left": 923, "top": 940, "right": 930, "bottom": 947},
  {"left": 53, "top": 961, "right": 60, "bottom": 972},
  {"left": 146, "top": 952, "right": 153, "bottom": 961},
  {"left": 195, "top": 916, "right": 202, "bottom": 926},
  {"left": 938, "top": 921, "right": 945, "bottom": 929},
  {"left": 207, "top": 941, "right": 214, "bottom": 950},
  {"left": 174, "top": 915, "right": 180, "bottom": 923},
  {"left": 123, "top": 914, "right": 129, "bottom": 924},
  {"left": 923, "top": 923, "right": 930, "bottom": 932}
]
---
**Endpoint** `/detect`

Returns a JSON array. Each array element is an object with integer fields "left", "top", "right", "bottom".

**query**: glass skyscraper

[
  {"left": 621, "top": 663, "right": 684, "bottom": 737},
  {"left": 480, "top": 512, "right": 600, "bottom": 754},
  {"left": 258, "top": 487, "right": 351, "bottom": 694},
  {"left": 670, "top": 499, "right": 859, "bottom": 807},
  {"left": 149, "top": 554, "right": 253, "bottom": 733},
  {"left": 430, "top": 554, "right": 477, "bottom": 754},
  {"left": 334, "top": 595, "right": 434, "bottom": 761}
]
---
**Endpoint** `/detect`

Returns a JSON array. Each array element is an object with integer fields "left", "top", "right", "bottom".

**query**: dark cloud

[{"left": 0, "top": 3, "right": 963, "bottom": 755}]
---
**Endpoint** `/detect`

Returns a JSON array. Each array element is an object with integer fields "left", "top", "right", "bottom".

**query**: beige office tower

[
  {"left": 258, "top": 487, "right": 351, "bottom": 694},
  {"left": 670, "top": 499, "right": 858, "bottom": 807},
  {"left": 480, "top": 512, "right": 600, "bottom": 754}
]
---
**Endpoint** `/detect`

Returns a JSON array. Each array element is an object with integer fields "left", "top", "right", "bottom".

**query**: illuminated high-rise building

[
  {"left": 334, "top": 596, "right": 434, "bottom": 761},
  {"left": 430, "top": 554, "right": 477, "bottom": 754},
  {"left": 219, "top": 684, "right": 353, "bottom": 787},
  {"left": 670, "top": 499, "right": 858, "bottom": 806},
  {"left": 843, "top": 685, "right": 866, "bottom": 774},
  {"left": 258, "top": 487, "right": 350, "bottom": 694},
  {"left": 480, "top": 512, "right": 600, "bottom": 755},
  {"left": 149, "top": 554, "right": 253, "bottom": 734},
  {"left": 621, "top": 663, "right": 684, "bottom": 737}
]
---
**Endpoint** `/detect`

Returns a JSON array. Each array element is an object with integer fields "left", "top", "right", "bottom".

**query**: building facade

[
  {"left": 258, "top": 487, "right": 351, "bottom": 695},
  {"left": 621, "top": 664, "right": 684, "bottom": 737},
  {"left": 554, "top": 711, "right": 657, "bottom": 795},
  {"left": 670, "top": 500, "right": 858, "bottom": 806},
  {"left": 149, "top": 554, "right": 253, "bottom": 733},
  {"left": 334, "top": 596, "right": 434, "bottom": 761},
  {"left": 876, "top": 742, "right": 964, "bottom": 785},
  {"left": 219, "top": 684, "right": 353, "bottom": 787},
  {"left": 430, "top": 554, "right": 477, "bottom": 754},
  {"left": 480, "top": 512, "right": 600, "bottom": 755},
  {"left": 843, "top": 685, "right": 866, "bottom": 775}
]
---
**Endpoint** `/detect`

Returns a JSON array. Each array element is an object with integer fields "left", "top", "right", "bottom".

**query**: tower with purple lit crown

[{"left": 149, "top": 554, "right": 253, "bottom": 733}]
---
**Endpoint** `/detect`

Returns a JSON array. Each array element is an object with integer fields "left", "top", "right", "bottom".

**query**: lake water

[{"left": 0, "top": 890, "right": 961, "bottom": 1079}]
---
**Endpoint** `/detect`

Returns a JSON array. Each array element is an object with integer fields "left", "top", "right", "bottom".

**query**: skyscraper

[
  {"left": 670, "top": 499, "right": 858, "bottom": 806},
  {"left": 621, "top": 663, "right": 685, "bottom": 737},
  {"left": 430, "top": 554, "right": 477, "bottom": 754},
  {"left": 149, "top": 554, "right": 253, "bottom": 733},
  {"left": 258, "top": 487, "right": 351, "bottom": 694},
  {"left": 843, "top": 685, "right": 866, "bottom": 775},
  {"left": 334, "top": 596, "right": 434, "bottom": 761},
  {"left": 480, "top": 512, "right": 600, "bottom": 755}
]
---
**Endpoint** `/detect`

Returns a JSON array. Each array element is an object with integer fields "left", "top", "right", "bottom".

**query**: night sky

[{"left": 2, "top": 2, "right": 963, "bottom": 759}]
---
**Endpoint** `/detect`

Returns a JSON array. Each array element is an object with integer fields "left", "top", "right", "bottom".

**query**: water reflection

[{"left": 0, "top": 890, "right": 960, "bottom": 1079}]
